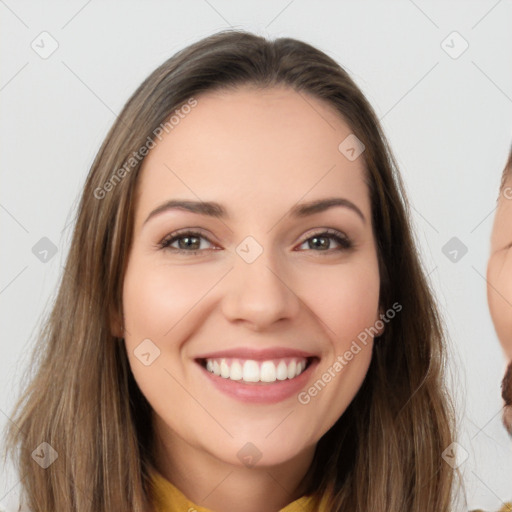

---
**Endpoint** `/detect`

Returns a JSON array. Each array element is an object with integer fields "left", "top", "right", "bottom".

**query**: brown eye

[
  {"left": 297, "top": 230, "right": 352, "bottom": 253},
  {"left": 159, "top": 231, "right": 215, "bottom": 254}
]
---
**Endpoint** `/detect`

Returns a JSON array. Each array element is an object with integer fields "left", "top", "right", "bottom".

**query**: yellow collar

[{"left": 149, "top": 467, "right": 317, "bottom": 512}]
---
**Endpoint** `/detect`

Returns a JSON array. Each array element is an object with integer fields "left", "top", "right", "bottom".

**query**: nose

[{"left": 221, "top": 250, "right": 301, "bottom": 331}]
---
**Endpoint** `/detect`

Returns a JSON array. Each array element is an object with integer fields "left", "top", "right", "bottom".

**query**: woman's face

[
  {"left": 487, "top": 168, "right": 512, "bottom": 360},
  {"left": 121, "top": 86, "right": 382, "bottom": 469}
]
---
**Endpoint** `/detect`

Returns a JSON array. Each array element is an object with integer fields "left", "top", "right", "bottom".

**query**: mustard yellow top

[
  {"left": 149, "top": 468, "right": 317, "bottom": 512},
  {"left": 149, "top": 467, "right": 512, "bottom": 512}
]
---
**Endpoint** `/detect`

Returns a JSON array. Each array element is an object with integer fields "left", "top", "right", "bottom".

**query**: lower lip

[{"left": 197, "top": 358, "right": 319, "bottom": 404}]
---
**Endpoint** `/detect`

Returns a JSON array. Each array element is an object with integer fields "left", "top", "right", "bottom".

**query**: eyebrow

[{"left": 143, "top": 197, "right": 366, "bottom": 225}]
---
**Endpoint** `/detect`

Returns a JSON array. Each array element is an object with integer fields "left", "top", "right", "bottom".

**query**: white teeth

[
  {"left": 203, "top": 357, "right": 309, "bottom": 383},
  {"left": 287, "top": 360, "right": 296, "bottom": 379},
  {"left": 276, "top": 361, "right": 288, "bottom": 380},
  {"left": 220, "top": 359, "right": 230, "bottom": 378},
  {"left": 243, "top": 360, "right": 260, "bottom": 382},
  {"left": 260, "top": 361, "right": 276, "bottom": 382},
  {"left": 230, "top": 360, "right": 243, "bottom": 380}
]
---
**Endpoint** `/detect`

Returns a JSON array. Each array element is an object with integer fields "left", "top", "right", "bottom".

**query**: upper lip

[{"left": 195, "top": 347, "right": 318, "bottom": 361}]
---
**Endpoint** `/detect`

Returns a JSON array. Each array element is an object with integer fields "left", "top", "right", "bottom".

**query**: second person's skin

[
  {"left": 116, "top": 86, "right": 384, "bottom": 512},
  {"left": 487, "top": 151, "right": 512, "bottom": 435},
  {"left": 488, "top": 158, "right": 512, "bottom": 360}
]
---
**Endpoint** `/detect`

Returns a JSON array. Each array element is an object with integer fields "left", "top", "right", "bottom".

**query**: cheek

[
  {"left": 122, "top": 259, "right": 224, "bottom": 338},
  {"left": 121, "top": 259, "right": 218, "bottom": 432},
  {"left": 293, "top": 260, "right": 378, "bottom": 439},
  {"left": 487, "top": 249, "right": 512, "bottom": 357},
  {"left": 298, "top": 257, "right": 381, "bottom": 342}
]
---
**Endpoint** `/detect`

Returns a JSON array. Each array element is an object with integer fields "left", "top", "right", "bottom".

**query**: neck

[{"left": 151, "top": 415, "right": 316, "bottom": 512}]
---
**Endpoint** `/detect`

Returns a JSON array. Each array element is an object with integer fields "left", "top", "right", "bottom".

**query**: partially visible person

[{"left": 487, "top": 144, "right": 512, "bottom": 436}]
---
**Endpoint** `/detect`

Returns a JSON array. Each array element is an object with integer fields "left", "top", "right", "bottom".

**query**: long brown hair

[{"left": 2, "top": 30, "right": 457, "bottom": 511}]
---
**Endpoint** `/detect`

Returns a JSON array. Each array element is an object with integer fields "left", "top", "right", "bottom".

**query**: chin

[{"left": 212, "top": 436, "right": 313, "bottom": 469}]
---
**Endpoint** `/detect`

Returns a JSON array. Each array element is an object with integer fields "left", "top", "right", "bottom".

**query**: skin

[
  {"left": 119, "top": 86, "right": 383, "bottom": 512},
  {"left": 487, "top": 169, "right": 512, "bottom": 360}
]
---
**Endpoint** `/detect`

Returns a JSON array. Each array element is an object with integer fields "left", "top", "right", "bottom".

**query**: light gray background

[{"left": 1, "top": 1, "right": 511, "bottom": 510}]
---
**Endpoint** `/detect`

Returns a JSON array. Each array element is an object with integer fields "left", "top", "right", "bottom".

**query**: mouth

[
  {"left": 194, "top": 351, "right": 320, "bottom": 404},
  {"left": 195, "top": 356, "right": 320, "bottom": 405},
  {"left": 196, "top": 356, "right": 317, "bottom": 384}
]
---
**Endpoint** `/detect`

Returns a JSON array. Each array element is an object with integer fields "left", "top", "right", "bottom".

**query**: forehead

[{"left": 135, "top": 86, "right": 369, "bottom": 219}]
